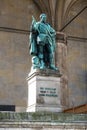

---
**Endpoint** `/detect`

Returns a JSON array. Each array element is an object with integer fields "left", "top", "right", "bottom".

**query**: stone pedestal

[{"left": 27, "top": 69, "right": 66, "bottom": 112}]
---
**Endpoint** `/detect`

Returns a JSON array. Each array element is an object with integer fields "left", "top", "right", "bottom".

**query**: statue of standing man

[{"left": 29, "top": 13, "right": 58, "bottom": 70}]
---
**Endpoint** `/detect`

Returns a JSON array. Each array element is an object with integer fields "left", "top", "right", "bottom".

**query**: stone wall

[
  {"left": 0, "top": 0, "right": 40, "bottom": 29},
  {"left": 64, "top": 0, "right": 87, "bottom": 108},
  {"left": 0, "top": 31, "right": 29, "bottom": 110},
  {"left": 0, "top": 0, "right": 41, "bottom": 111},
  {"left": 67, "top": 38, "right": 87, "bottom": 107}
]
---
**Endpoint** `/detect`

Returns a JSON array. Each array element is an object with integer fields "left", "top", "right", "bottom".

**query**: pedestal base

[
  {"left": 26, "top": 69, "right": 65, "bottom": 112},
  {"left": 27, "top": 104, "right": 64, "bottom": 112}
]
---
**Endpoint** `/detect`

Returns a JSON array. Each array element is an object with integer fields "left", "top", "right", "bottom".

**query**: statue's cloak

[{"left": 29, "top": 32, "right": 37, "bottom": 55}]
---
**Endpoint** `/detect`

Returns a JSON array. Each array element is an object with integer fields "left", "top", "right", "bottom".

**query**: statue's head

[{"left": 40, "top": 13, "right": 47, "bottom": 23}]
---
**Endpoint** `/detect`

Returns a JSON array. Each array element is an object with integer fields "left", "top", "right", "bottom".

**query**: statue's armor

[{"left": 35, "top": 22, "right": 56, "bottom": 47}]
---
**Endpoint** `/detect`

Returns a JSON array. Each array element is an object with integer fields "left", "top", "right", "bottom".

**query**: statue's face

[{"left": 40, "top": 15, "right": 47, "bottom": 23}]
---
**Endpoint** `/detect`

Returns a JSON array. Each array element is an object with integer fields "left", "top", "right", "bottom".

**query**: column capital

[{"left": 56, "top": 32, "right": 67, "bottom": 45}]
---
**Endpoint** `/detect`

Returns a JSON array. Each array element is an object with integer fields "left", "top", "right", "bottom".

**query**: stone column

[{"left": 55, "top": 32, "right": 69, "bottom": 109}]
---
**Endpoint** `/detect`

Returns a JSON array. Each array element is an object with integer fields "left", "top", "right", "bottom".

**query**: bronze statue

[{"left": 29, "top": 13, "right": 58, "bottom": 70}]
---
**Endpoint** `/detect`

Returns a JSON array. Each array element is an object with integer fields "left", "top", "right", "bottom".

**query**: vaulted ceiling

[
  {"left": 33, "top": 0, "right": 87, "bottom": 32},
  {"left": 0, "top": 0, "right": 86, "bottom": 33}
]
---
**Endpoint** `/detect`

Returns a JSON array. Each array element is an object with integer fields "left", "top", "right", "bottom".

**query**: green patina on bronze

[{"left": 29, "top": 13, "right": 58, "bottom": 70}]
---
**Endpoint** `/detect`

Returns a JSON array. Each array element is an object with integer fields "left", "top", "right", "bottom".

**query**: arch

[{"left": 61, "top": 0, "right": 87, "bottom": 31}]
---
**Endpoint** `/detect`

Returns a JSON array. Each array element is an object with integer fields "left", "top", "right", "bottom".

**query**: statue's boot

[
  {"left": 40, "top": 60, "right": 46, "bottom": 69},
  {"left": 38, "top": 52, "right": 46, "bottom": 70},
  {"left": 49, "top": 54, "right": 58, "bottom": 70},
  {"left": 49, "top": 64, "right": 58, "bottom": 70}
]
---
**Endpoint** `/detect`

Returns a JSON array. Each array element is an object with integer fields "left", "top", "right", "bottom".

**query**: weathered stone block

[{"left": 26, "top": 69, "right": 66, "bottom": 112}]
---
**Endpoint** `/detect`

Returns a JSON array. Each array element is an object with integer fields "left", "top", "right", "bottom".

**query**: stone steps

[{"left": 0, "top": 112, "right": 87, "bottom": 122}]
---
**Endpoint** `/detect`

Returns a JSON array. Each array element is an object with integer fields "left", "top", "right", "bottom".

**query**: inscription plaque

[{"left": 39, "top": 87, "right": 58, "bottom": 97}]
